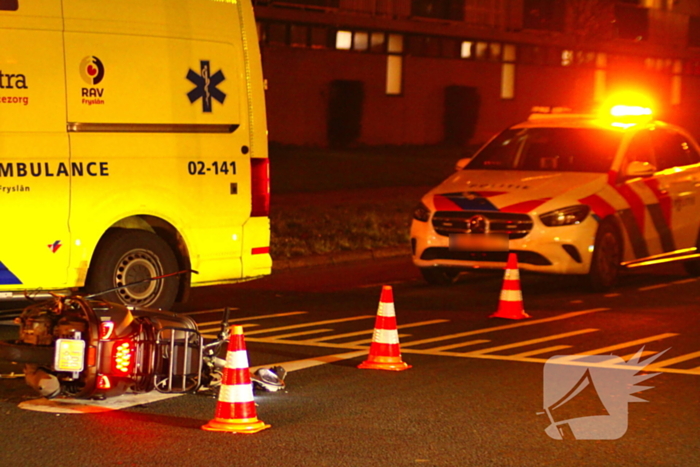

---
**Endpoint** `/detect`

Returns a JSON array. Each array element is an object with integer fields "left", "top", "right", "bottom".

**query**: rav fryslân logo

[
  {"left": 79, "top": 56, "right": 105, "bottom": 105},
  {"left": 187, "top": 60, "right": 226, "bottom": 112},
  {"left": 540, "top": 347, "right": 668, "bottom": 440}
]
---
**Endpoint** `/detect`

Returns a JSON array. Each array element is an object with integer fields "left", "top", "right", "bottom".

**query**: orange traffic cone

[
  {"left": 490, "top": 253, "right": 531, "bottom": 320},
  {"left": 358, "top": 285, "right": 411, "bottom": 371},
  {"left": 202, "top": 325, "right": 271, "bottom": 434}
]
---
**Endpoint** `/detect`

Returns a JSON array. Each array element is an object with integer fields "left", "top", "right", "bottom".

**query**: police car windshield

[{"left": 466, "top": 128, "right": 623, "bottom": 173}]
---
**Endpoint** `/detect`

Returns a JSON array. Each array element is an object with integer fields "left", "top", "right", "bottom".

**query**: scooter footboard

[{"left": 153, "top": 327, "right": 203, "bottom": 393}]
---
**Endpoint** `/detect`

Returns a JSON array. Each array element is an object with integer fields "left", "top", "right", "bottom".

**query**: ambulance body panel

[
  {"left": 0, "top": 0, "right": 270, "bottom": 308},
  {"left": 411, "top": 110, "right": 700, "bottom": 290}
]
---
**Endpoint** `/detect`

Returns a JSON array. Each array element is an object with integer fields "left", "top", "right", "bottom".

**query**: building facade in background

[{"left": 253, "top": 0, "right": 700, "bottom": 147}]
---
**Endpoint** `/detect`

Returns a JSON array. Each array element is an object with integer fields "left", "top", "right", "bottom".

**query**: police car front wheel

[
  {"left": 85, "top": 229, "right": 180, "bottom": 309},
  {"left": 587, "top": 221, "right": 622, "bottom": 292}
]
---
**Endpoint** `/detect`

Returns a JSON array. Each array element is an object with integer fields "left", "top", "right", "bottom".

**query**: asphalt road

[{"left": 1, "top": 256, "right": 699, "bottom": 467}]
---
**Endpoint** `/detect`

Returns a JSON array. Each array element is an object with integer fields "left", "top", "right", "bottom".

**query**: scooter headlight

[{"left": 540, "top": 205, "right": 590, "bottom": 227}]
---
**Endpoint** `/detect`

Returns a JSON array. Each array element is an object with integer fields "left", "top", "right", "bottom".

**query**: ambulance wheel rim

[{"left": 114, "top": 250, "right": 162, "bottom": 303}]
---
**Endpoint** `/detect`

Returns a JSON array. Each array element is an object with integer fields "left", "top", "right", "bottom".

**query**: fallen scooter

[{"left": 0, "top": 275, "right": 285, "bottom": 399}]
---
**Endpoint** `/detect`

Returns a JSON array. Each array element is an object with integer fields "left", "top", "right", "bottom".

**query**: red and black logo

[{"left": 80, "top": 56, "right": 105, "bottom": 85}]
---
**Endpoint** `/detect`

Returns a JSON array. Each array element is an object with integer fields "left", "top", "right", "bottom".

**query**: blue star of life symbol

[{"left": 187, "top": 60, "right": 226, "bottom": 112}]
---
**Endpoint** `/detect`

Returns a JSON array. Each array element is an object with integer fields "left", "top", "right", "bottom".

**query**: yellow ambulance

[{"left": 0, "top": 0, "right": 271, "bottom": 309}]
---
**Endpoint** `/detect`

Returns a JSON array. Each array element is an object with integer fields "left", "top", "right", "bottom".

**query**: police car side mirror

[
  {"left": 455, "top": 157, "right": 472, "bottom": 171},
  {"left": 624, "top": 161, "right": 656, "bottom": 178}
]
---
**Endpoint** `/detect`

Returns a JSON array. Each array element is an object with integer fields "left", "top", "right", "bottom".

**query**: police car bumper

[{"left": 410, "top": 216, "right": 599, "bottom": 275}]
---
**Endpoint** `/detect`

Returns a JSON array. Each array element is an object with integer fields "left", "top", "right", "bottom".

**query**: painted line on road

[
  {"left": 463, "top": 329, "right": 598, "bottom": 355},
  {"left": 18, "top": 392, "right": 183, "bottom": 414},
  {"left": 182, "top": 308, "right": 240, "bottom": 316},
  {"left": 638, "top": 284, "right": 669, "bottom": 291},
  {"left": 250, "top": 350, "right": 367, "bottom": 373},
  {"left": 401, "top": 308, "right": 608, "bottom": 348},
  {"left": 510, "top": 345, "right": 572, "bottom": 358},
  {"left": 672, "top": 278, "right": 698, "bottom": 285},
  {"left": 646, "top": 350, "right": 700, "bottom": 370},
  {"left": 244, "top": 315, "right": 375, "bottom": 336},
  {"left": 270, "top": 329, "right": 334, "bottom": 339},
  {"left": 243, "top": 335, "right": 700, "bottom": 376},
  {"left": 428, "top": 339, "right": 490, "bottom": 352},
  {"left": 196, "top": 311, "right": 308, "bottom": 327},
  {"left": 596, "top": 349, "right": 658, "bottom": 364},
  {"left": 342, "top": 320, "right": 448, "bottom": 346},
  {"left": 307, "top": 319, "right": 448, "bottom": 344},
  {"left": 551, "top": 333, "right": 679, "bottom": 362}
]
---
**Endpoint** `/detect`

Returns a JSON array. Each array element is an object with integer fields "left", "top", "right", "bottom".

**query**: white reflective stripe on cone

[
  {"left": 377, "top": 302, "right": 396, "bottom": 318},
  {"left": 372, "top": 328, "right": 400, "bottom": 345},
  {"left": 504, "top": 269, "right": 520, "bottom": 280},
  {"left": 500, "top": 289, "right": 523, "bottom": 301},
  {"left": 219, "top": 383, "right": 255, "bottom": 404},
  {"left": 225, "top": 350, "right": 250, "bottom": 369}
]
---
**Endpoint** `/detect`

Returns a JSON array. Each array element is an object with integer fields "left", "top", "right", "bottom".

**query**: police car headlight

[
  {"left": 539, "top": 205, "right": 591, "bottom": 227},
  {"left": 413, "top": 202, "right": 431, "bottom": 222}
]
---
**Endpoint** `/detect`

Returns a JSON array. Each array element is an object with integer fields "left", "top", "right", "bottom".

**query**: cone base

[
  {"left": 358, "top": 356, "right": 411, "bottom": 371},
  {"left": 489, "top": 310, "right": 531, "bottom": 320},
  {"left": 202, "top": 417, "right": 271, "bottom": 434}
]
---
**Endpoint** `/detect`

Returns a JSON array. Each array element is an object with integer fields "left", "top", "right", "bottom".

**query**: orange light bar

[{"left": 610, "top": 105, "right": 652, "bottom": 117}]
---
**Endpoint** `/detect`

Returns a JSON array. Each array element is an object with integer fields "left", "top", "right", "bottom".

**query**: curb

[{"left": 271, "top": 245, "right": 411, "bottom": 271}]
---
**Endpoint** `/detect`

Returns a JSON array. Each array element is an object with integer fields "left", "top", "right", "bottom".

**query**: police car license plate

[
  {"left": 449, "top": 233, "right": 508, "bottom": 251},
  {"left": 54, "top": 338, "right": 85, "bottom": 372}
]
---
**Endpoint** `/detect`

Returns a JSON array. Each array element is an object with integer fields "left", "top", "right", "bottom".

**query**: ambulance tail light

[
  {"left": 540, "top": 205, "right": 591, "bottom": 227},
  {"left": 251, "top": 158, "right": 270, "bottom": 217}
]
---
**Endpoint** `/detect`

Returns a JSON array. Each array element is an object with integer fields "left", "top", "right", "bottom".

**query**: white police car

[{"left": 411, "top": 102, "right": 700, "bottom": 290}]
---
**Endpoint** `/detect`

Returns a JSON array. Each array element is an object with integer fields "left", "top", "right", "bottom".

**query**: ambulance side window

[
  {"left": 625, "top": 130, "right": 655, "bottom": 167},
  {"left": 652, "top": 129, "right": 696, "bottom": 170},
  {"left": 0, "top": 0, "right": 18, "bottom": 11}
]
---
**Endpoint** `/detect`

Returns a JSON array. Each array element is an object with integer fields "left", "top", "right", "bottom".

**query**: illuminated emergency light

[
  {"left": 112, "top": 340, "right": 135, "bottom": 375},
  {"left": 610, "top": 105, "right": 652, "bottom": 117}
]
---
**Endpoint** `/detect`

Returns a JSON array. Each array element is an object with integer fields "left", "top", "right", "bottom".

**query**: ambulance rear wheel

[
  {"left": 587, "top": 221, "right": 622, "bottom": 292},
  {"left": 86, "top": 229, "right": 179, "bottom": 309},
  {"left": 420, "top": 267, "right": 460, "bottom": 285}
]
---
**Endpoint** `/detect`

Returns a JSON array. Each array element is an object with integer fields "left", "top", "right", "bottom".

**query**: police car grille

[{"left": 432, "top": 211, "right": 533, "bottom": 239}]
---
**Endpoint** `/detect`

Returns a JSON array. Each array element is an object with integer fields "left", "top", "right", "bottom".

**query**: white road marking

[
  {"left": 552, "top": 333, "right": 679, "bottom": 362},
  {"left": 244, "top": 315, "right": 375, "bottom": 336},
  {"left": 250, "top": 350, "right": 368, "bottom": 373},
  {"left": 18, "top": 392, "right": 183, "bottom": 414},
  {"left": 428, "top": 339, "right": 490, "bottom": 352},
  {"left": 638, "top": 284, "right": 669, "bottom": 291},
  {"left": 401, "top": 309, "right": 607, "bottom": 348},
  {"left": 510, "top": 345, "right": 572, "bottom": 358},
  {"left": 672, "top": 278, "right": 697, "bottom": 285},
  {"left": 269, "top": 329, "right": 334, "bottom": 339},
  {"left": 463, "top": 329, "right": 598, "bottom": 355},
  {"left": 196, "top": 311, "right": 307, "bottom": 327},
  {"left": 182, "top": 308, "right": 239, "bottom": 316},
  {"left": 646, "top": 350, "right": 700, "bottom": 370}
]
